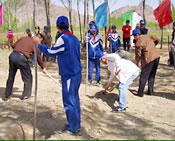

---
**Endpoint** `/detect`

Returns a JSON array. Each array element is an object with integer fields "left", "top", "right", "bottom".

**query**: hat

[
  {"left": 173, "top": 22, "right": 175, "bottom": 26},
  {"left": 56, "top": 16, "right": 69, "bottom": 26},
  {"left": 126, "top": 20, "right": 130, "bottom": 23},
  {"left": 111, "top": 25, "right": 116, "bottom": 28},
  {"left": 89, "top": 21, "right": 95, "bottom": 25},
  {"left": 140, "top": 20, "right": 146, "bottom": 25},
  {"left": 35, "top": 26, "right": 40, "bottom": 30},
  {"left": 131, "top": 29, "right": 141, "bottom": 36},
  {"left": 26, "top": 29, "right": 30, "bottom": 33},
  {"left": 9, "top": 29, "right": 12, "bottom": 31},
  {"left": 90, "top": 24, "right": 97, "bottom": 32},
  {"left": 136, "top": 23, "right": 140, "bottom": 27},
  {"left": 44, "top": 26, "right": 49, "bottom": 30}
]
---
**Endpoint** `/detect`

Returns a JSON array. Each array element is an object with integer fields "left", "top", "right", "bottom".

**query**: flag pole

[
  {"left": 85, "top": 0, "right": 89, "bottom": 95},
  {"left": 107, "top": 0, "right": 112, "bottom": 53}
]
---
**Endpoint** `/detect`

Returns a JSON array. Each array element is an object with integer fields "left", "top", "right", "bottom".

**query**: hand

[
  {"left": 104, "top": 84, "right": 109, "bottom": 91},
  {"left": 42, "top": 68, "right": 46, "bottom": 74},
  {"left": 85, "top": 39, "right": 88, "bottom": 43}
]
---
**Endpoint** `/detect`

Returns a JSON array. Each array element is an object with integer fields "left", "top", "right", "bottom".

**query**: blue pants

[
  {"left": 61, "top": 73, "right": 82, "bottom": 132},
  {"left": 119, "top": 70, "right": 139, "bottom": 109},
  {"left": 112, "top": 47, "right": 119, "bottom": 53},
  {"left": 88, "top": 58, "right": 101, "bottom": 83}
]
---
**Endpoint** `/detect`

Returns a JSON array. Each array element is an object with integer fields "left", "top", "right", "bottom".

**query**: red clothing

[
  {"left": 122, "top": 25, "right": 131, "bottom": 39},
  {"left": 7, "top": 32, "right": 14, "bottom": 40}
]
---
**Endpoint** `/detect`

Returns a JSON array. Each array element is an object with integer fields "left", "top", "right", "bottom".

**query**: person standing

[
  {"left": 140, "top": 20, "right": 148, "bottom": 35},
  {"left": 4, "top": 35, "right": 45, "bottom": 101},
  {"left": 87, "top": 24, "right": 104, "bottom": 86},
  {"left": 122, "top": 20, "right": 131, "bottom": 51},
  {"left": 101, "top": 53, "right": 139, "bottom": 112},
  {"left": 108, "top": 25, "right": 121, "bottom": 53},
  {"left": 7, "top": 29, "right": 14, "bottom": 48},
  {"left": 41, "top": 26, "right": 52, "bottom": 62},
  {"left": 132, "top": 29, "right": 160, "bottom": 97},
  {"left": 38, "top": 16, "right": 82, "bottom": 134}
]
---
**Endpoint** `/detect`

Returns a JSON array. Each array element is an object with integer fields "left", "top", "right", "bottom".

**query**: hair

[{"left": 57, "top": 22, "right": 69, "bottom": 30}]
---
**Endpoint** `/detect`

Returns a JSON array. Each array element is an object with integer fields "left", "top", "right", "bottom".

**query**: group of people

[{"left": 3, "top": 16, "right": 161, "bottom": 135}]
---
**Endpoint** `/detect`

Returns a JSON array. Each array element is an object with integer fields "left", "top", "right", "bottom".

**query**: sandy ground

[{"left": 0, "top": 47, "right": 175, "bottom": 140}]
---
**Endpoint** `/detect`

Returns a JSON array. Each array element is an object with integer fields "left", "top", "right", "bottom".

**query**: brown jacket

[
  {"left": 135, "top": 35, "right": 160, "bottom": 69},
  {"left": 12, "top": 37, "right": 45, "bottom": 69},
  {"left": 41, "top": 31, "right": 52, "bottom": 48}
]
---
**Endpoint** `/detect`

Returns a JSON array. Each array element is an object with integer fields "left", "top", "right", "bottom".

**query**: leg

[
  {"left": 147, "top": 58, "right": 160, "bottom": 94},
  {"left": 95, "top": 59, "right": 101, "bottom": 83},
  {"left": 138, "top": 61, "right": 155, "bottom": 97},
  {"left": 88, "top": 58, "right": 94, "bottom": 83},
  {"left": 61, "top": 73, "right": 82, "bottom": 132},
  {"left": 123, "top": 39, "right": 126, "bottom": 51},
  {"left": 19, "top": 58, "right": 33, "bottom": 98},
  {"left": 127, "top": 38, "right": 130, "bottom": 52},
  {"left": 5, "top": 55, "right": 18, "bottom": 98}
]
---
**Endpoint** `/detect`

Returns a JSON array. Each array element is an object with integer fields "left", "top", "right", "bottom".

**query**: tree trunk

[
  {"left": 68, "top": 0, "right": 73, "bottom": 34},
  {"left": 44, "top": 0, "right": 51, "bottom": 33},
  {"left": 87, "top": 0, "right": 89, "bottom": 25},
  {"left": 77, "top": 0, "right": 82, "bottom": 44},
  {"left": 92, "top": 0, "right": 96, "bottom": 22},
  {"left": 33, "top": 0, "right": 36, "bottom": 32},
  {"left": 83, "top": 0, "right": 87, "bottom": 43},
  {"left": 143, "top": 0, "right": 145, "bottom": 21}
]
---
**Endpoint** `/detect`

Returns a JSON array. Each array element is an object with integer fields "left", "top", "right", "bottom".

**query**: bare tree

[
  {"left": 33, "top": 0, "right": 36, "bottom": 32},
  {"left": 143, "top": 0, "right": 145, "bottom": 21},
  {"left": 87, "top": 0, "right": 89, "bottom": 25},
  {"left": 92, "top": 0, "right": 96, "bottom": 22},
  {"left": 44, "top": 0, "right": 51, "bottom": 33},
  {"left": 77, "top": 0, "right": 82, "bottom": 43},
  {"left": 83, "top": 0, "right": 86, "bottom": 43}
]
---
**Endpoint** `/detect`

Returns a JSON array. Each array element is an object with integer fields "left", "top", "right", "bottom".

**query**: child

[
  {"left": 87, "top": 24, "right": 104, "bottom": 86},
  {"left": 7, "top": 29, "right": 14, "bottom": 48},
  {"left": 108, "top": 25, "right": 121, "bottom": 53}
]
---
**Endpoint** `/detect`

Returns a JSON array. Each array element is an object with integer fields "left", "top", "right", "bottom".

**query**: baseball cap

[
  {"left": 111, "top": 25, "right": 116, "bottom": 28},
  {"left": 136, "top": 23, "right": 140, "bottom": 27},
  {"left": 90, "top": 24, "right": 97, "bottom": 32},
  {"left": 140, "top": 20, "right": 146, "bottom": 25},
  {"left": 9, "top": 29, "right": 12, "bottom": 31},
  {"left": 56, "top": 16, "right": 69, "bottom": 26},
  {"left": 26, "top": 29, "right": 30, "bottom": 33},
  {"left": 131, "top": 29, "right": 141, "bottom": 36},
  {"left": 44, "top": 26, "right": 49, "bottom": 30},
  {"left": 89, "top": 21, "right": 95, "bottom": 25},
  {"left": 126, "top": 20, "right": 130, "bottom": 23},
  {"left": 173, "top": 22, "right": 175, "bottom": 26}
]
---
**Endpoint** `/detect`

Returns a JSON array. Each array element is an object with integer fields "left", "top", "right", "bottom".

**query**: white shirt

[{"left": 107, "top": 53, "right": 139, "bottom": 84}]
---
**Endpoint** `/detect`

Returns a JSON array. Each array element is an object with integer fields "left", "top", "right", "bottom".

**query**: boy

[{"left": 122, "top": 20, "right": 131, "bottom": 51}]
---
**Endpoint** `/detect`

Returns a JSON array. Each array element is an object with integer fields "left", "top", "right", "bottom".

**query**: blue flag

[{"left": 95, "top": 1, "right": 108, "bottom": 28}]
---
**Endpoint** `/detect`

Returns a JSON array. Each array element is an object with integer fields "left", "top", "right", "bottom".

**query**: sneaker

[
  {"left": 20, "top": 96, "right": 30, "bottom": 100},
  {"left": 3, "top": 96, "right": 10, "bottom": 101},
  {"left": 88, "top": 81, "right": 92, "bottom": 86},
  {"left": 96, "top": 82, "right": 101, "bottom": 87},
  {"left": 55, "top": 128, "right": 80, "bottom": 136},
  {"left": 112, "top": 107, "right": 126, "bottom": 112}
]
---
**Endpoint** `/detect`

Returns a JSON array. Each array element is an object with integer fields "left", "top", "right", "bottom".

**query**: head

[
  {"left": 35, "top": 26, "right": 40, "bottom": 33},
  {"left": 26, "top": 29, "right": 31, "bottom": 37},
  {"left": 132, "top": 29, "right": 141, "bottom": 41},
  {"left": 100, "top": 56, "right": 107, "bottom": 64},
  {"left": 9, "top": 29, "right": 12, "bottom": 32},
  {"left": 140, "top": 20, "right": 146, "bottom": 29},
  {"left": 126, "top": 20, "right": 130, "bottom": 25},
  {"left": 44, "top": 26, "right": 49, "bottom": 32},
  {"left": 111, "top": 25, "right": 116, "bottom": 32},
  {"left": 136, "top": 23, "right": 140, "bottom": 29},
  {"left": 56, "top": 16, "right": 69, "bottom": 33},
  {"left": 33, "top": 33, "right": 43, "bottom": 43},
  {"left": 173, "top": 22, "right": 175, "bottom": 30},
  {"left": 90, "top": 24, "right": 97, "bottom": 35},
  {"left": 89, "top": 21, "right": 95, "bottom": 29}
]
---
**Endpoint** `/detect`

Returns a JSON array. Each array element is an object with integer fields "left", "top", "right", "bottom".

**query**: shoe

[
  {"left": 112, "top": 107, "right": 126, "bottom": 112},
  {"left": 96, "top": 82, "right": 101, "bottom": 87},
  {"left": 88, "top": 81, "right": 92, "bottom": 86},
  {"left": 146, "top": 91, "right": 154, "bottom": 96},
  {"left": 3, "top": 96, "right": 10, "bottom": 101},
  {"left": 55, "top": 128, "right": 80, "bottom": 136},
  {"left": 134, "top": 93, "right": 144, "bottom": 97},
  {"left": 20, "top": 96, "right": 30, "bottom": 100}
]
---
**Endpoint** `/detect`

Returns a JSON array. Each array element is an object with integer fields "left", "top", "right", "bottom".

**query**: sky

[{"left": 51, "top": 0, "right": 175, "bottom": 16}]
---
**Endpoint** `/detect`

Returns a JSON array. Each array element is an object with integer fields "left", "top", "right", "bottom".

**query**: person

[
  {"left": 35, "top": 26, "right": 40, "bottom": 36},
  {"left": 101, "top": 53, "right": 139, "bottom": 112},
  {"left": 26, "top": 29, "right": 33, "bottom": 37},
  {"left": 140, "top": 20, "right": 148, "bottom": 35},
  {"left": 122, "top": 20, "right": 131, "bottom": 51},
  {"left": 4, "top": 35, "right": 45, "bottom": 101},
  {"left": 132, "top": 29, "right": 160, "bottom": 97},
  {"left": 133, "top": 23, "right": 141, "bottom": 45},
  {"left": 38, "top": 16, "right": 82, "bottom": 134},
  {"left": 107, "top": 25, "right": 121, "bottom": 53},
  {"left": 88, "top": 21, "right": 96, "bottom": 34},
  {"left": 41, "top": 26, "right": 52, "bottom": 62},
  {"left": 87, "top": 24, "right": 104, "bottom": 86},
  {"left": 7, "top": 29, "right": 14, "bottom": 48}
]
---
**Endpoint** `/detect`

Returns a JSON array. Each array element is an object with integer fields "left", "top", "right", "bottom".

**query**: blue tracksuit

[
  {"left": 108, "top": 32, "right": 121, "bottom": 53},
  {"left": 88, "top": 32, "right": 104, "bottom": 83},
  {"left": 140, "top": 28, "right": 148, "bottom": 35},
  {"left": 38, "top": 29, "right": 82, "bottom": 132}
]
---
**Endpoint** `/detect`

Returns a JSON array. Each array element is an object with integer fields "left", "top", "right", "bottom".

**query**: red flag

[
  {"left": 105, "top": 26, "right": 111, "bottom": 43},
  {"left": 0, "top": 4, "right": 3, "bottom": 25},
  {"left": 153, "top": 0, "right": 173, "bottom": 28}
]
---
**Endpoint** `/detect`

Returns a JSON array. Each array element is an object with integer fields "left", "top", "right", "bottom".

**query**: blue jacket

[
  {"left": 140, "top": 28, "right": 148, "bottom": 35},
  {"left": 108, "top": 32, "right": 121, "bottom": 50},
  {"left": 38, "top": 30, "right": 82, "bottom": 76},
  {"left": 88, "top": 32, "right": 104, "bottom": 59}
]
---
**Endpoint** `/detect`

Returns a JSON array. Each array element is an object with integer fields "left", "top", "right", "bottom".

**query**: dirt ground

[{"left": 0, "top": 47, "right": 175, "bottom": 140}]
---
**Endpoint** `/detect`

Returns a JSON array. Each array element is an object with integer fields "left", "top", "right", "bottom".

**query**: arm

[
  {"left": 107, "top": 33, "right": 111, "bottom": 41},
  {"left": 36, "top": 47, "right": 45, "bottom": 69},
  {"left": 38, "top": 37, "right": 65, "bottom": 57},
  {"left": 151, "top": 35, "right": 159, "bottom": 46},
  {"left": 135, "top": 45, "right": 142, "bottom": 66}
]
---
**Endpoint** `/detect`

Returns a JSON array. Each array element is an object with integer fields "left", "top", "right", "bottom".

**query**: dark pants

[
  {"left": 138, "top": 57, "right": 160, "bottom": 96},
  {"left": 123, "top": 38, "right": 130, "bottom": 51},
  {"left": 5, "top": 51, "right": 33, "bottom": 98}
]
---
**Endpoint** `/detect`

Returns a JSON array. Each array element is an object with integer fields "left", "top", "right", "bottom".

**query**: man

[
  {"left": 133, "top": 23, "right": 141, "bottom": 45},
  {"left": 4, "top": 35, "right": 45, "bottom": 101},
  {"left": 101, "top": 53, "right": 139, "bottom": 112},
  {"left": 41, "top": 26, "right": 52, "bottom": 62},
  {"left": 169, "top": 22, "right": 175, "bottom": 66},
  {"left": 87, "top": 24, "right": 104, "bottom": 86},
  {"left": 107, "top": 25, "right": 121, "bottom": 53},
  {"left": 140, "top": 20, "right": 148, "bottom": 35},
  {"left": 122, "top": 20, "right": 131, "bottom": 51},
  {"left": 133, "top": 29, "right": 160, "bottom": 97},
  {"left": 38, "top": 16, "right": 82, "bottom": 134},
  {"left": 26, "top": 29, "right": 33, "bottom": 37},
  {"left": 35, "top": 26, "right": 40, "bottom": 36}
]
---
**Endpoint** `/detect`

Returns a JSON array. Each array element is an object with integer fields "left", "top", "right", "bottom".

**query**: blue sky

[{"left": 51, "top": 0, "right": 175, "bottom": 16}]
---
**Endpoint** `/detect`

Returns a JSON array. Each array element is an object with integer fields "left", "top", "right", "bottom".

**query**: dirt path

[{"left": 0, "top": 47, "right": 175, "bottom": 140}]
